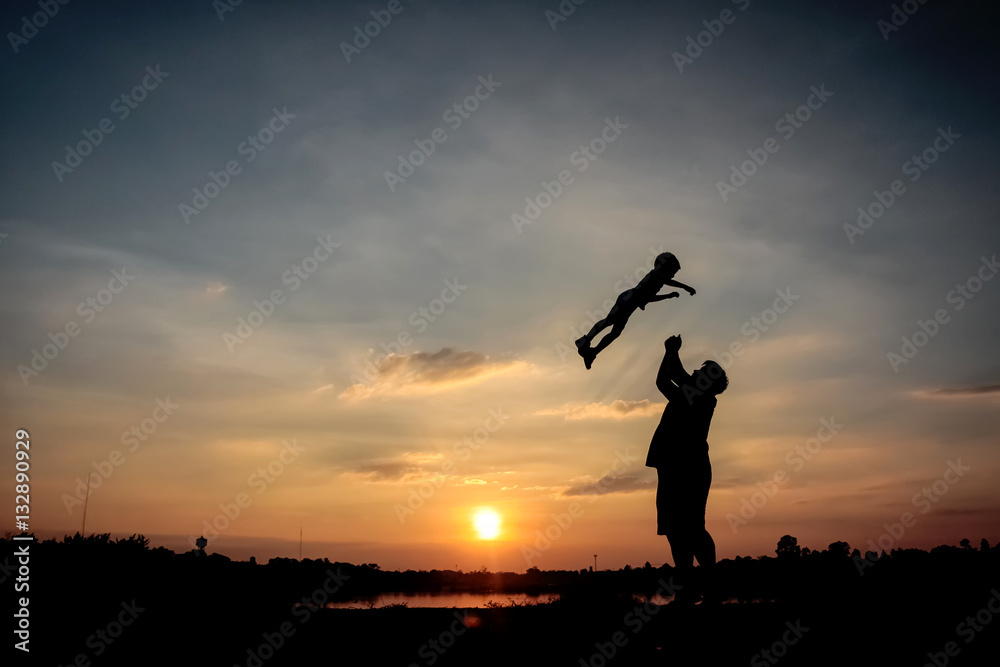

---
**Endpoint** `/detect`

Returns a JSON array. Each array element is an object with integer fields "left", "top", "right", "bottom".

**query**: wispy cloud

[
  {"left": 912, "top": 385, "right": 1000, "bottom": 400},
  {"left": 342, "top": 462, "right": 424, "bottom": 483},
  {"left": 204, "top": 281, "right": 228, "bottom": 296},
  {"left": 340, "top": 452, "right": 446, "bottom": 483},
  {"left": 535, "top": 399, "right": 664, "bottom": 420},
  {"left": 562, "top": 474, "right": 656, "bottom": 496},
  {"left": 339, "top": 348, "right": 530, "bottom": 400}
]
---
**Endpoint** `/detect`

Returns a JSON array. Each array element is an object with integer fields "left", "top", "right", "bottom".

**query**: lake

[{"left": 324, "top": 591, "right": 678, "bottom": 608}]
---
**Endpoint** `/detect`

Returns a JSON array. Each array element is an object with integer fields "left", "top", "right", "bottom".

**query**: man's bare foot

[
  {"left": 575, "top": 336, "right": 589, "bottom": 350},
  {"left": 583, "top": 348, "right": 596, "bottom": 370}
]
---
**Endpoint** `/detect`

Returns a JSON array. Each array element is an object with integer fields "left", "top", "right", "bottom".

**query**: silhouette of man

[{"left": 646, "top": 335, "right": 728, "bottom": 604}]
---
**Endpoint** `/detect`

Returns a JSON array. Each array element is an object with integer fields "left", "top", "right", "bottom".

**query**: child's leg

[
  {"left": 579, "top": 317, "right": 610, "bottom": 345},
  {"left": 591, "top": 320, "right": 626, "bottom": 356},
  {"left": 579, "top": 290, "right": 631, "bottom": 347}
]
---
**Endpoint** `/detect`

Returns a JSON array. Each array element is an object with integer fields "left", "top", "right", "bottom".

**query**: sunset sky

[{"left": 1, "top": 0, "right": 998, "bottom": 572}]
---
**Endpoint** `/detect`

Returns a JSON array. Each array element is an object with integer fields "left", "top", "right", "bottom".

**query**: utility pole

[
  {"left": 593, "top": 554, "right": 598, "bottom": 572},
  {"left": 299, "top": 527, "right": 303, "bottom": 560},
  {"left": 81, "top": 472, "right": 91, "bottom": 536}
]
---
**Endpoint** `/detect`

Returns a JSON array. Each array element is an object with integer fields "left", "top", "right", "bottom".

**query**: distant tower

[
  {"left": 593, "top": 554, "right": 598, "bottom": 572},
  {"left": 195, "top": 536, "right": 208, "bottom": 555}
]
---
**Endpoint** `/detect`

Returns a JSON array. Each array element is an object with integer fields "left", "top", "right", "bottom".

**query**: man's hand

[
  {"left": 665, "top": 291, "right": 680, "bottom": 299},
  {"left": 685, "top": 286, "right": 696, "bottom": 296},
  {"left": 664, "top": 335, "right": 682, "bottom": 352}
]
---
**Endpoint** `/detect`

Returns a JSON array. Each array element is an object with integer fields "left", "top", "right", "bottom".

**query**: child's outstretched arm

[
  {"left": 638, "top": 292, "right": 679, "bottom": 310},
  {"left": 664, "top": 279, "right": 696, "bottom": 295}
]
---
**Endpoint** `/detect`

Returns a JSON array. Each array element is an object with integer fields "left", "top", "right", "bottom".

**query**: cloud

[
  {"left": 561, "top": 475, "right": 656, "bottom": 497},
  {"left": 912, "top": 385, "right": 1000, "bottom": 400},
  {"left": 341, "top": 451, "right": 446, "bottom": 483},
  {"left": 342, "top": 462, "right": 423, "bottom": 483},
  {"left": 339, "top": 348, "right": 530, "bottom": 400},
  {"left": 535, "top": 399, "right": 665, "bottom": 420},
  {"left": 204, "top": 281, "right": 228, "bottom": 296}
]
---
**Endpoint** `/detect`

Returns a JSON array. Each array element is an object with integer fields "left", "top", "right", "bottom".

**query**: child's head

[{"left": 653, "top": 252, "right": 680, "bottom": 277}]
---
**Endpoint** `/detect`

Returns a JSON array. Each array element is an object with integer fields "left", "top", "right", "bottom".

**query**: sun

[{"left": 472, "top": 508, "right": 501, "bottom": 540}]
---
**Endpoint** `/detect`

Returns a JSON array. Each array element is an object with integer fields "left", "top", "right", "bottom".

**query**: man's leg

[
  {"left": 667, "top": 527, "right": 701, "bottom": 604},
  {"left": 694, "top": 529, "right": 716, "bottom": 569},
  {"left": 693, "top": 457, "right": 717, "bottom": 600},
  {"left": 666, "top": 530, "right": 694, "bottom": 571}
]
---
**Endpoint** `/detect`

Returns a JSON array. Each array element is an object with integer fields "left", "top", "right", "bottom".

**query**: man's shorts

[{"left": 655, "top": 456, "right": 712, "bottom": 536}]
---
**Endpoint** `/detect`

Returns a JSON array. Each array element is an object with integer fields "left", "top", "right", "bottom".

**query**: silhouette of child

[{"left": 575, "top": 252, "right": 696, "bottom": 369}]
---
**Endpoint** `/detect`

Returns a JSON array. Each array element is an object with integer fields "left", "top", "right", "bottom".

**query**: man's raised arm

[{"left": 656, "top": 336, "right": 690, "bottom": 398}]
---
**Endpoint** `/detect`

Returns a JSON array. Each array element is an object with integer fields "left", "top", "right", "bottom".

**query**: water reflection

[
  {"left": 323, "top": 591, "right": 751, "bottom": 609},
  {"left": 324, "top": 591, "right": 560, "bottom": 609}
]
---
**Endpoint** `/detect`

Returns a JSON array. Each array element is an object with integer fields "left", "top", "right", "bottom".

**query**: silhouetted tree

[
  {"left": 960, "top": 538, "right": 972, "bottom": 550},
  {"left": 776, "top": 535, "right": 801, "bottom": 559},
  {"left": 828, "top": 541, "right": 850, "bottom": 558},
  {"left": 981, "top": 538, "right": 991, "bottom": 552}
]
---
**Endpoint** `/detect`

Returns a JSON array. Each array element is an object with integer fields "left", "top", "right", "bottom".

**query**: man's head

[{"left": 693, "top": 360, "right": 728, "bottom": 396}]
